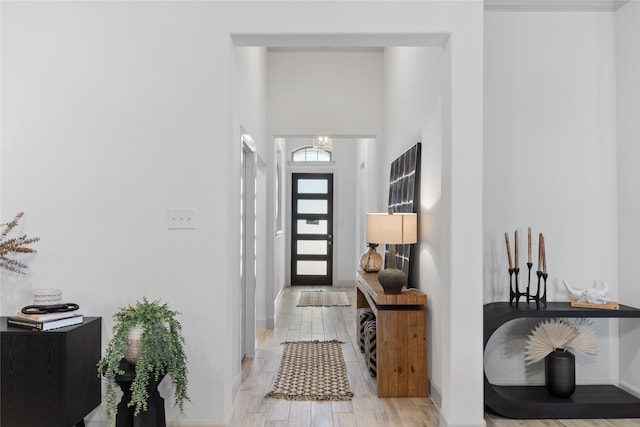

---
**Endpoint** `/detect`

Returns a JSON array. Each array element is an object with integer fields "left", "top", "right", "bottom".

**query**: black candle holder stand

[
  {"left": 525, "top": 262, "right": 533, "bottom": 301},
  {"left": 509, "top": 263, "right": 547, "bottom": 310},
  {"left": 529, "top": 270, "right": 548, "bottom": 310},
  {"left": 509, "top": 268, "right": 527, "bottom": 307},
  {"left": 541, "top": 272, "right": 548, "bottom": 308}
]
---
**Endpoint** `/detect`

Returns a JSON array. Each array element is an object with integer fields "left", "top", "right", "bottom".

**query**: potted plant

[
  {"left": 524, "top": 318, "right": 597, "bottom": 397},
  {"left": 98, "top": 297, "right": 189, "bottom": 425}
]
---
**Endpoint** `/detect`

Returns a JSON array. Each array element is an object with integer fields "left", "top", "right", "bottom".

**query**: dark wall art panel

[{"left": 387, "top": 142, "right": 421, "bottom": 285}]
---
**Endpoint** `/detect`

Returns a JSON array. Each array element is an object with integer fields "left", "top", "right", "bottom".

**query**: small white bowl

[{"left": 33, "top": 288, "right": 63, "bottom": 305}]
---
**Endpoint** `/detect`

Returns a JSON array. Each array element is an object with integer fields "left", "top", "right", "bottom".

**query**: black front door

[{"left": 291, "top": 173, "right": 333, "bottom": 285}]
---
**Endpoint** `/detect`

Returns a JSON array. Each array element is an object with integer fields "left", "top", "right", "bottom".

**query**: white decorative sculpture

[{"left": 563, "top": 279, "right": 610, "bottom": 305}]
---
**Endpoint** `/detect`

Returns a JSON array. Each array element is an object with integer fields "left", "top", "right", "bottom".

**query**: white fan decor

[{"left": 524, "top": 318, "right": 597, "bottom": 365}]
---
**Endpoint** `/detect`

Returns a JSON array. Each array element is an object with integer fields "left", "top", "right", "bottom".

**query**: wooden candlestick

[
  {"left": 514, "top": 230, "right": 519, "bottom": 268},
  {"left": 541, "top": 233, "right": 546, "bottom": 273},
  {"left": 538, "top": 233, "right": 543, "bottom": 272},
  {"left": 505, "top": 232, "right": 513, "bottom": 269},
  {"left": 528, "top": 227, "right": 532, "bottom": 264}
]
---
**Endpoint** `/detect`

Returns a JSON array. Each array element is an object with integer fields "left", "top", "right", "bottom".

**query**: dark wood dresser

[{"left": 1, "top": 316, "right": 101, "bottom": 427}]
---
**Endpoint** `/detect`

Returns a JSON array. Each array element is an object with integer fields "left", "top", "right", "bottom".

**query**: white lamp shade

[{"left": 366, "top": 213, "right": 417, "bottom": 245}]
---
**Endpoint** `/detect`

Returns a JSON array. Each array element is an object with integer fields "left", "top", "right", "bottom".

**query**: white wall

[
  {"left": 267, "top": 51, "right": 384, "bottom": 138},
  {"left": 356, "top": 138, "right": 379, "bottom": 266},
  {"left": 2, "top": 2, "right": 234, "bottom": 424},
  {"left": 616, "top": 0, "right": 640, "bottom": 397},
  {"left": 1, "top": 2, "right": 484, "bottom": 426},
  {"left": 332, "top": 141, "right": 359, "bottom": 285},
  {"left": 382, "top": 46, "right": 450, "bottom": 405},
  {"left": 484, "top": 10, "right": 618, "bottom": 385}
]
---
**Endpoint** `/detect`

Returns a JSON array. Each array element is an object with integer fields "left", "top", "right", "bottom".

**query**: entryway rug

[
  {"left": 297, "top": 291, "right": 350, "bottom": 307},
  {"left": 265, "top": 340, "right": 354, "bottom": 401}
]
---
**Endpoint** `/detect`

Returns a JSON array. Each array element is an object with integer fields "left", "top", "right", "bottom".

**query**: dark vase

[
  {"left": 377, "top": 268, "right": 406, "bottom": 294},
  {"left": 545, "top": 349, "right": 576, "bottom": 397}
]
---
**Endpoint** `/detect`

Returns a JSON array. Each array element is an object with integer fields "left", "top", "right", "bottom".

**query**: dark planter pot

[{"left": 545, "top": 349, "right": 576, "bottom": 397}]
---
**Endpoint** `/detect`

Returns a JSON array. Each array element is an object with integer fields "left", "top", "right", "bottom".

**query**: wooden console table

[
  {"left": 356, "top": 270, "right": 428, "bottom": 397},
  {"left": 1, "top": 317, "right": 102, "bottom": 427}
]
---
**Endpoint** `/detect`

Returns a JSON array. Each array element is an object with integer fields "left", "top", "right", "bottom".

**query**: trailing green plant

[{"left": 98, "top": 297, "right": 189, "bottom": 426}]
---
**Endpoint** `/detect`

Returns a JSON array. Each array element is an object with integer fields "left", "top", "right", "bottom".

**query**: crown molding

[
  {"left": 614, "top": 0, "right": 632, "bottom": 10},
  {"left": 484, "top": 0, "right": 624, "bottom": 12}
]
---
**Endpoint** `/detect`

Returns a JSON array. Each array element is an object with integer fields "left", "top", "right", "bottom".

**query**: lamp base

[{"left": 377, "top": 268, "right": 407, "bottom": 294}]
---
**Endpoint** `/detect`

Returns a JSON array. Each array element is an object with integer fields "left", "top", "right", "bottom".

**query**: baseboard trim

[
  {"left": 232, "top": 370, "right": 242, "bottom": 401},
  {"left": 428, "top": 381, "right": 485, "bottom": 427},
  {"left": 168, "top": 423, "right": 226, "bottom": 427},
  {"left": 256, "top": 317, "right": 274, "bottom": 329},
  {"left": 274, "top": 284, "right": 286, "bottom": 305},
  {"left": 333, "top": 280, "right": 356, "bottom": 287},
  {"left": 439, "top": 413, "right": 487, "bottom": 427},
  {"left": 86, "top": 420, "right": 226, "bottom": 427},
  {"left": 485, "top": 0, "right": 617, "bottom": 12},
  {"left": 429, "top": 380, "right": 442, "bottom": 408}
]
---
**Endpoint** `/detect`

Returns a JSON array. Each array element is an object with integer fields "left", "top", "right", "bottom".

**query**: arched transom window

[{"left": 291, "top": 146, "right": 332, "bottom": 162}]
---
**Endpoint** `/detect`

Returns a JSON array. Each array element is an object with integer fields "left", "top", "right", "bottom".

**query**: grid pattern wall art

[{"left": 386, "top": 142, "right": 421, "bottom": 284}]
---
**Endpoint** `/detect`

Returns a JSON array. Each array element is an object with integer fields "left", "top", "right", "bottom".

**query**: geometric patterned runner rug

[
  {"left": 265, "top": 340, "right": 354, "bottom": 401},
  {"left": 297, "top": 291, "right": 350, "bottom": 307}
]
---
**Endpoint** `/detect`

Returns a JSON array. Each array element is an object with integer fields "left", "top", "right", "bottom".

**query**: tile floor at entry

[{"left": 228, "top": 285, "right": 639, "bottom": 427}]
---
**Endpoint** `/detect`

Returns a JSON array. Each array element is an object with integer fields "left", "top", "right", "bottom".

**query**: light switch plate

[{"left": 167, "top": 209, "right": 196, "bottom": 230}]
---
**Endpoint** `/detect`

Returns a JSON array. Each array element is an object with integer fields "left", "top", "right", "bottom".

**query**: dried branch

[{"left": 0, "top": 212, "right": 40, "bottom": 274}]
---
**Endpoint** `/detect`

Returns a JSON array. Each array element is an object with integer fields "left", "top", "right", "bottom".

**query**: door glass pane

[
  {"left": 298, "top": 199, "right": 327, "bottom": 214},
  {"left": 297, "top": 240, "right": 327, "bottom": 255},
  {"left": 297, "top": 219, "right": 328, "bottom": 234},
  {"left": 298, "top": 179, "right": 328, "bottom": 194},
  {"left": 297, "top": 261, "right": 327, "bottom": 275}
]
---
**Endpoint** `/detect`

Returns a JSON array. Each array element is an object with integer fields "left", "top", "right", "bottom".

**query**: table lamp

[{"left": 365, "top": 212, "right": 417, "bottom": 293}]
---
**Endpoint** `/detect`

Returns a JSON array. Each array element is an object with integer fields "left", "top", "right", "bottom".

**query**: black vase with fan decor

[
  {"left": 524, "top": 318, "right": 597, "bottom": 398},
  {"left": 545, "top": 349, "right": 576, "bottom": 397}
]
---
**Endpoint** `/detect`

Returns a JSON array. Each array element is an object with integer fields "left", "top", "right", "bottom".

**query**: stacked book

[{"left": 7, "top": 310, "right": 83, "bottom": 331}]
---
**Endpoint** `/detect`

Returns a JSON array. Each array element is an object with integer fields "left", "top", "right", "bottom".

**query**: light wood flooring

[{"left": 228, "top": 285, "right": 640, "bottom": 427}]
